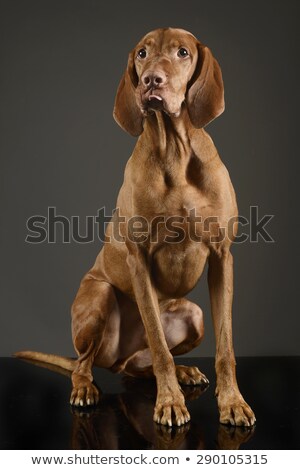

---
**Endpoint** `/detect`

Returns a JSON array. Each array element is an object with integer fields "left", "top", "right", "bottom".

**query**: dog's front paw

[
  {"left": 70, "top": 381, "right": 100, "bottom": 407},
  {"left": 154, "top": 391, "right": 190, "bottom": 427},
  {"left": 218, "top": 395, "right": 256, "bottom": 427}
]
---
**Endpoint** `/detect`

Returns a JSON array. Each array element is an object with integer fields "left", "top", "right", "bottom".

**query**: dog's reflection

[
  {"left": 71, "top": 377, "right": 255, "bottom": 450},
  {"left": 216, "top": 425, "right": 255, "bottom": 450}
]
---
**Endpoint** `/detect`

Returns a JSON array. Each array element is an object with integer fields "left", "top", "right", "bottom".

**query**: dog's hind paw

[
  {"left": 70, "top": 382, "right": 100, "bottom": 407},
  {"left": 176, "top": 365, "right": 209, "bottom": 386}
]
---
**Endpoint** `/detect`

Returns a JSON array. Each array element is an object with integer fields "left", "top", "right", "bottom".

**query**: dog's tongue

[
  {"left": 149, "top": 94, "right": 162, "bottom": 102},
  {"left": 148, "top": 94, "right": 163, "bottom": 110}
]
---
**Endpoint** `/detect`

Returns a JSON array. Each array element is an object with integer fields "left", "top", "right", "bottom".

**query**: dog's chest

[
  {"left": 146, "top": 179, "right": 220, "bottom": 298},
  {"left": 137, "top": 158, "right": 212, "bottom": 218},
  {"left": 132, "top": 152, "right": 226, "bottom": 247}
]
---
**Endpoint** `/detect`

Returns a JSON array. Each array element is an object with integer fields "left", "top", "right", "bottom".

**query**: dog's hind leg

[
  {"left": 124, "top": 298, "right": 208, "bottom": 386},
  {"left": 70, "top": 274, "right": 120, "bottom": 407}
]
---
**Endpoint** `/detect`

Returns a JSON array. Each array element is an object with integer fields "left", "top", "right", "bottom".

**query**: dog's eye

[
  {"left": 177, "top": 47, "right": 189, "bottom": 58},
  {"left": 137, "top": 48, "right": 147, "bottom": 59}
]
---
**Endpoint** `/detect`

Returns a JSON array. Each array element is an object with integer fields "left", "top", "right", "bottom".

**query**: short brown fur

[{"left": 16, "top": 28, "right": 255, "bottom": 427}]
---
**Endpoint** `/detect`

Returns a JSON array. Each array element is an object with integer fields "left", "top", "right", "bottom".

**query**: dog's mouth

[
  {"left": 140, "top": 89, "right": 182, "bottom": 118},
  {"left": 142, "top": 92, "right": 164, "bottom": 113},
  {"left": 148, "top": 93, "right": 163, "bottom": 106}
]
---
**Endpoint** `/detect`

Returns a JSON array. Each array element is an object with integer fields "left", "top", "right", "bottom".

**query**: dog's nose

[{"left": 142, "top": 71, "right": 166, "bottom": 88}]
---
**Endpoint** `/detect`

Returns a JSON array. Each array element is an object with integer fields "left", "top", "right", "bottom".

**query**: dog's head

[{"left": 113, "top": 28, "right": 224, "bottom": 136}]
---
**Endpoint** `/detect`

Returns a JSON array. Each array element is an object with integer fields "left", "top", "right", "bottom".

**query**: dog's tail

[{"left": 14, "top": 351, "right": 76, "bottom": 372}]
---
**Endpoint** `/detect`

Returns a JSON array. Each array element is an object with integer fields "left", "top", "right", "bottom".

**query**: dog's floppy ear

[
  {"left": 186, "top": 43, "right": 225, "bottom": 128},
  {"left": 113, "top": 50, "right": 144, "bottom": 136}
]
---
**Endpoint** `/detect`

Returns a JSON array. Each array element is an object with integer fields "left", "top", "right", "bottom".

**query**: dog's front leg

[
  {"left": 208, "top": 249, "right": 256, "bottom": 427},
  {"left": 126, "top": 246, "right": 190, "bottom": 427}
]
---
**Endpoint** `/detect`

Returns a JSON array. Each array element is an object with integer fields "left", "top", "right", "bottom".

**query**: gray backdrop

[{"left": 0, "top": 0, "right": 299, "bottom": 357}]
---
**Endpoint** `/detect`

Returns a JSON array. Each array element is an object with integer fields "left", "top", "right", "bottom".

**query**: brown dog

[{"left": 16, "top": 28, "right": 255, "bottom": 427}]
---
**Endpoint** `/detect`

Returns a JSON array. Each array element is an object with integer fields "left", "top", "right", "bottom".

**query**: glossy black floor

[{"left": 0, "top": 357, "right": 299, "bottom": 450}]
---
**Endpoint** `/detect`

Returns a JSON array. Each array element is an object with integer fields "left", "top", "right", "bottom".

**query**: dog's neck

[
  {"left": 142, "top": 105, "right": 192, "bottom": 161},
  {"left": 139, "top": 105, "right": 217, "bottom": 169}
]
